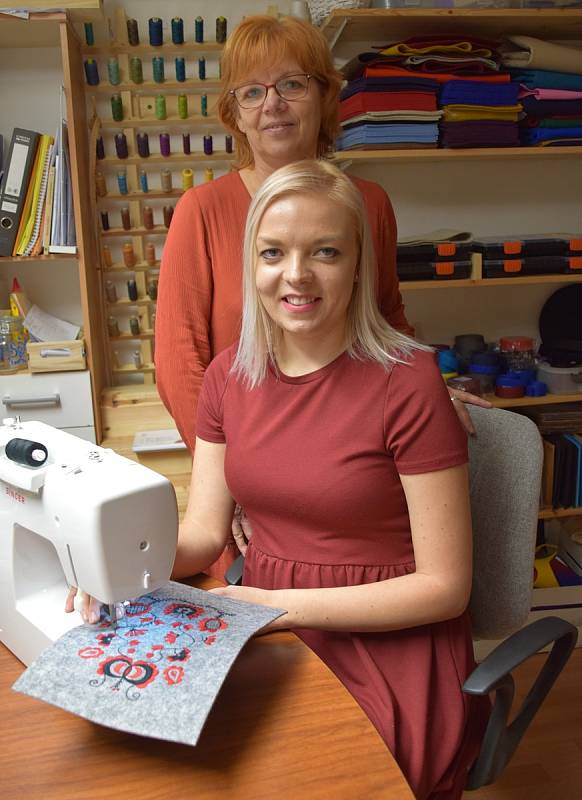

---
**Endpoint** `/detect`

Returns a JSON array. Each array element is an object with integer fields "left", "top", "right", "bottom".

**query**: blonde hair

[
  {"left": 233, "top": 160, "right": 430, "bottom": 387},
  {"left": 217, "top": 15, "right": 343, "bottom": 169}
]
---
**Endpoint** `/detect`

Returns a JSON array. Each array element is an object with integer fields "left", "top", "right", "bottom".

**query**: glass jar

[
  {"left": 499, "top": 336, "right": 536, "bottom": 372},
  {"left": 0, "top": 315, "right": 27, "bottom": 372}
]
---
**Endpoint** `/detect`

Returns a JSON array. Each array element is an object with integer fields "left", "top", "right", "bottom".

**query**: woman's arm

[
  {"left": 172, "top": 438, "right": 235, "bottom": 579},
  {"left": 211, "top": 464, "right": 473, "bottom": 632}
]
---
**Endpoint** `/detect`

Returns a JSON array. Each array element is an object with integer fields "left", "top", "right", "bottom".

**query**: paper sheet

[
  {"left": 13, "top": 582, "right": 285, "bottom": 746},
  {"left": 24, "top": 304, "right": 80, "bottom": 342}
]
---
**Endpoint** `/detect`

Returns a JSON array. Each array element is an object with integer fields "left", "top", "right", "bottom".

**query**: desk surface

[{"left": 0, "top": 583, "right": 412, "bottom": 800}]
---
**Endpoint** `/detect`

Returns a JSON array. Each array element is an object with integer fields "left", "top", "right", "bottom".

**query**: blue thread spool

[
  {"left": 203, "top": 134, "right": 213, "bottom": 155},
  {"left": 111, "top": 93, "right": 123, "bottom": 121},
  {"left": 175, "top": 56, "right": 186, "bottom": 82},
  {"left": 198, "top": 57, "right": 206, "bottom": 81},
  {"left": 137, "top": 132, "right": 150, "bottom": 158},
  {"left": 127, "top": 18, "right": 139, "bottom": 45},
  {"left": 159, "top": 133, "right": 171, "bottom": 157},
  {"left": 96, "top": 136, "right": 105, "bottom": 160},
  {"left": 171, "top": 17, "right": 184, "bottom": 45},
  {"left": 195, "top": 16, "right": 204, "bottom": 43},
  {"left": 139, "top": 169, "right": 149, "bottom": 193},
  {"left": 84, "top": 22, "right": 94, "bottom": 46},
  {"left": 114, "top": 133, "right": 128, "bottom": 159},
  {"left": 84, "top": 58, "right": 99, "bottom": 86},
  {"left": 152, "top": 56, "right": 165, "bottom": 84},
  {"left": 149, "top": 17, "right": 163, "bottom": 46},
  {"left": 182, "top": 133, "right": 191, "bottom": 154},
  {"left": 117, "top": 170, "right": 128, "bottom": 195},
  {"left": 201, "top": 94, "right": 208, "bottom": 117},
  {"left": 225, "top": 134, "right": 233, "bottom": 153},
  {"left": 107, "top": 57, "right": 121, "bottom": 86}
]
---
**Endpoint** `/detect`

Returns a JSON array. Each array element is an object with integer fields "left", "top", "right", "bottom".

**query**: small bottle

[
  {"left": 127, "top": 278, "right": 138, "bottom": 301},
  {"left": 105, "top": 280, "right": 117, "bottom": 303},
  {"left": 107, "top": 316, "right": 120, "bottom": 337}
]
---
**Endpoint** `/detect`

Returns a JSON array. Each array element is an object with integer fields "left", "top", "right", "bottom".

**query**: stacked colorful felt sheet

[{"left": 439, "top": 80, "right": 521, "bottom": 148}]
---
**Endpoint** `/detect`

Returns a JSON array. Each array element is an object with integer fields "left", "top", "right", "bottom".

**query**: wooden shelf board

[
  {"left": 104, "top": 261, "right": 160, "bottom": 272},
  {"left": 102, "top": 116, "right": 221, "bottom": 129},
  {"left": 333, "top": 146, "right": 582, "bottom": 164},
  {"left": 110, "top": 331, "right": 154, "bottom": 341},
  {"left": 0, "top": 254, "right": 77, "bottom": 262},
  {"left": 88, "top": 80, "right": 221, "bottom": 93},
  {"left": 107, "top": 298, "right": 153, "bottom": 307},
  {"left": 487, "top": 392, "right": 582, "bottom": 408},
  {"left": 100, "top": 190, "right": 184, "bottom": 201},
  {"left": 101, "top": 225, "right": 169, "bottom": 237},
  {"left": 99, "top": 152, "right": 234, "bottom": 166},
  {"left": 539, "top": 506, "right": 582, "bottom": 520},
  {"left": 84, "top": 42, "right": 224, "bottom": 55},
  {"left": 321, "top": 8, "right": 582, "bottom": 45},
  {"left": 0, "top": 5, "right": 102, "bottom": 47},
  {"left": 112, "top": 363, "right": 155, "bottom": 373},
  {"left": 400, "top": 274, "right": 582, "bottom": 290}
]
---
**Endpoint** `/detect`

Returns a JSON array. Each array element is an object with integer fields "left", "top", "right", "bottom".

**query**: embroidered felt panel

[{"left": 13, "top": 582, "right": 284, "bottom": 745}]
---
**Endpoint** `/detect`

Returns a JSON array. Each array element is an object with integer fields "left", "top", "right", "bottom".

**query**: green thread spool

[
  {"left": 84, "top": 22, "right": 94, "bottom": 46},
  {"left": 130, "top": 56, "right": 143, "bottom": 84},
  {"left": 155, "top": 94, "right": 167, "bottom": 120},
  {"left": 107, "top": 57, "right": 121, "bottom": 86},
  {"left": 111, "top": 93, "right": 123, "bottom": 121},
  {"left": 201, "top": 94, "right": 208, "bottom": 117},
  {"left": 182, "top": 168, "right": 193, "bottom": 190},
  {"left": 152, "top": 55, "right": 165, "bottom": 83},
  {"left": 216, "top": 16, "right": 227, "bottom": 44},
  {"left": 178, "top": 94, "right": 188, "bottom": 119}
]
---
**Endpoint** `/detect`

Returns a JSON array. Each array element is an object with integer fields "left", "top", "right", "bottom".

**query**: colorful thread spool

[
  {"left": 107, "top": 57, "right": 121, "bottom": 86},
  {"left": 216, "top": 16, "right": 227, "bottom": 44},
  {"left": 100, "top": 211, "right": 110, "bottom": 231},
  {"left": 182, "top": 133, "right": 191, "bottom": 154},
  {"left": 159, "top": 133, "right": 171, "bottom": 157},
  {"left": 198, "top": 57, "right": 206, "bottom": 80},
  {"left": 117, "top": 170, "right": 128, "bottom": 195},
  {"left": 132, "top": 350, "right": 143, "bottom": 369},
  {"left": 129, "top": 316, "right": 141, "bottom": 336},
  {"left": 147, "top": 279, "right": 158, "bottom": 301},
  {"left": 203, "top": 134, "right": 213, "bottom": 155},
  {"left": 171, "top": 17, "right": 184, "bottom": 45},
  {"left": 151, "top": 312, "right": 156, "bottom": 329},
  {"left": 195, "top": 16, "right": 204, "bottom": 43},
  {"left": 120, "top": 207, "right": 131, "bottom": 231},
  {"left": 204, "top": 167, "right": 214, "bottom": 182},
  {"left": 123, "top": 244, "right": 136, "bottom": 269},
  {"left": 96, "top": 136, "right": 105, "bottom": 160},
  {"left": 127, "top": 18, "right": 139, "bottom": 46},
  {"left": 114, "top": 133, "right": 128, "bottom": 159},
  {"left": 152, "top": 56, "right": 165, "bottom": 83},
  {"left": 102, "top": 244, "right": 113, "bottom": 268},
  {"left": 137, "top": 132, "right": 150, "bottom": 158},
  {"left": 225, "top": 134, "right": 233, "bottom": 154},
  {"left": 155, "top": 95, "right": 167, "bottom": 120},
  {"left": 84, "top": 59, "right": 99, "bottom": 86},
  {"left": 107, "top": 316, "right": 120, "bottom": 337},
  {"left": 139, "top": 170, "right": 149, "bottom": 193},
  {"left": 161, "top": 168, "right": 172, "bottom": 192},
  {"left": 182, "top": 168, "right": 193, "bottom": 191},
  {"left": 111, "top": 93, "right": 123, "bottom": 121},
  {"left": 84, "top": 22, "right": 94, "bottom": 46},
  {"left": 105, "top": 281, "right": 117, "bottom": 303},
  {"left": 95, "top": 172, "right": 107, "bottom": 197},
  {"left": 163, "top": 205, "right": 174, "bottom": 228},
  {"left": 201, "top": 94, "right": 208, "bottom": 117},
  {"left": 149, "top": 17, "right": 163, "bottom": 47},
  {"left": 143, "top": 206, "right": 154, "bottom": 230},
  {"left": 127, "top": 277, "right": 138, "bottom": 301},
  {"left": 130, "top": 56, "right": 143, "bottom": 84},
  {"left": 178, "top": 94, "right": 188, "bottom": 119},
  {"left": 145, "top": 242, "right": 156, "bottom": 266},
  {"left": 175, "top": 57, "right": 186, "bottom": 82}
]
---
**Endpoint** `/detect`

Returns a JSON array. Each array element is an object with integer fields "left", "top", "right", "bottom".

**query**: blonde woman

[{"left": 174, "top": 160, "right": 490, "bottom": 800}]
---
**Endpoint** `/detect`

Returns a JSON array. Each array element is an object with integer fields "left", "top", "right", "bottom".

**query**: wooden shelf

[
  {"left": 112, "top": 363, "right": 155, "bottom": 374},
  {"left": 84, "top": 42, "right": 223, "bottom": 56},
  {"left": 107, "top": 298, "right": 153, "bottom": 307},
  {"left": 99, "top": 152, "right": 234, "bottom": 166},
  {"left": 0, "top": 254, "right": 77, "bottom": 262},
  {"left": 101, "top": 225, "right": 169, "bottom": 237},
  {"left": 88, "top": 80, "right": 221, "bottom": 93},
  {"left": 487, "top": 392, "right": 582, "bottom": 409},
  {"left": 400, "top": 273, "right": 582, "bottom": 290},
  {"left": 539, "top": 506, "right": 582, "bottom": 520},
  {"left": 99, "top": 190, "right": 184, "bottom": 201},
  {"left": 0, "top": 6, "right": 101, "bottom": 47},
  {"left": 102, "top": 116, "right": 222, "bottom": 130},
  {"left": 103, "top": 261, "right": 160, "bottom": 272},
  {"left": 110, "top": 331, "right": 154, "bottom": 341},
  {"left": 321, "top": 8, "right": 582, "bottom": 46},
  {"left": 333, "top": 146, "right": 582, "bottom": 164}
]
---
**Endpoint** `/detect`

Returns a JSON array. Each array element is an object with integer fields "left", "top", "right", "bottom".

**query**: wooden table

[{"left": 0, "top": 581, "right": 412, "bottom": 800}]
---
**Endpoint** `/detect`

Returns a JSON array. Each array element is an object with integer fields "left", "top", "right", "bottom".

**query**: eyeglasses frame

[{"left": 229, "top": 73, "right": 314, "bottom": 109}]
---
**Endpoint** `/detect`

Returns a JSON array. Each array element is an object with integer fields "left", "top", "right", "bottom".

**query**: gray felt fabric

[{"left": 13, "top": 581, "right": 285, "bottom": 745}]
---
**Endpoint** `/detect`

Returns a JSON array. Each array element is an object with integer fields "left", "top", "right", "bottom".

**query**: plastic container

[
  {"left": 437, "top": 348, "right": 458, "bottom": 373},
  {"left": 499, "top": 336, "right": 536, "bottom": 372},
  {"left": 446, "top": 375, "right": 482, "bottom": 396},
  {"left": 468, "top": 363, "right": 500, "bottom": 394},
  {"left": 495, "top": 375, "right": 526, "bottom": 398},
  {"left": 454, "top": 333, "right": 486, "bottom": 373},
  {"left": 536, "top": 362, "right": 582, "bottom": 394},
  {"left": 0, "top": 315, "right": 27, "bottom": 371},
  {"left": 397, "top": 260, "right": 472, "bottom": 281},
  {"left": 481, "top": 255, "right": 569, "bottom": 279}
]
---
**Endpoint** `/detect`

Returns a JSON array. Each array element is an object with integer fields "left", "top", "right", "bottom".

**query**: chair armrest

[{"left": 463, "top": 616, "right": 577, "bottom": 790}]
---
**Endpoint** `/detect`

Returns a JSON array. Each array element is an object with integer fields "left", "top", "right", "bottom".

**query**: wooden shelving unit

[{"left": 333, "top": 145, "right": 582, "bottom": 163}]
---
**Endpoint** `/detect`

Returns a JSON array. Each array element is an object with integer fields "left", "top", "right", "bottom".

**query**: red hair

[{"left": 217, "top": 15, "right": 343, "bottom": 169}]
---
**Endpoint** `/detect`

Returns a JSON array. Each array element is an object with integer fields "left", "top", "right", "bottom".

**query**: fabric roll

[{"left": 502, "top": 36, "right": 582, "bottom": 76}]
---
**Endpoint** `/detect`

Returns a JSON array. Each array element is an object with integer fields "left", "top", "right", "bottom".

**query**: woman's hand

[
  {"left": 232, "top": 505, "right": 253, "bottom": 555},
  {"left": 449, "top": 388, "right": 492, "bottom": 435},
  {"left": 209, "top": 584, "right": 289, "bottom": 632},
  {"left": 64, "top": 586, "right": 102, "bottom": 624}
]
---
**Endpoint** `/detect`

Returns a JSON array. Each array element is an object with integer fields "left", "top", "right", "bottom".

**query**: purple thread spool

[
  {"left": 159, "top": 133, "right": 171, "bottom": 157},
  {"left": 114, "top": 133, "right": 128, "bottom": 159},
  {"left": 137, "top": 132, "right": 150, "bottom": 158},
  {"left": 96, "top": 136, "right": 105, "bottom": 160},
  {"left": 182, "top": 133, "right": 191, "bottom": 154},
  {"left": 203, "top": 134, "right": 213, "bottom": 155}
]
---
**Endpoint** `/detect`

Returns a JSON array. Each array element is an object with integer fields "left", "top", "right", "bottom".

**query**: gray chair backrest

[{"left": 467, "top": 406, "right": 543, "bottom": 640}]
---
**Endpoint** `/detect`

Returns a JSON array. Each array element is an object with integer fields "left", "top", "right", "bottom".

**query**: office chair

[
  {"left": 463, "top": 405, "right": 577, "bottom": 790},
  {"left": 225, "top": 405, "right": 578, "bottom": 791}
]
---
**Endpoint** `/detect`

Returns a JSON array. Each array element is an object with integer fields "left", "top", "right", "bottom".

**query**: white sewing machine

[{"left": 0, "top": 419, "right": 178, "bottom": 666}]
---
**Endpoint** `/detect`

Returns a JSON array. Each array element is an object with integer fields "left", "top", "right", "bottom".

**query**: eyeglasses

[{"left": 230, "top": 73, "right": 313, "bottom": 109}]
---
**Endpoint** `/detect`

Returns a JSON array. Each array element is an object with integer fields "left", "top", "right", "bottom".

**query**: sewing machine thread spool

[
  {"left": 155, "top": 95, "right": 167, "bottom": 120},
  {"left": 102, "top": 244, "right": 113, "bottom": 267},
  {"left": 117, "top": 169, "right": 128, "bottom": 195},
  {"left": 195, "top": 16, "right": 204, "bottom": 43},
  {"left": 171, "top": 17, "right": 184, "bottom": 44},
  {"left": 130, "top": 56, "right": 143, "bottom": 84},
  {"left": 107, "top": 316, "right": 120, "bottom": 337},
  {"left": 182, "top": 168, "right": 193, "bottom": 190},
  {"left": 84, "top": 22, "right": 94, "bottom": 46},
  {"left": 127, "top": 278, "right": 138, "bottom": 301},
  {"left": 111, "top": 93, "right": 123, "bottom": 121},
  {"left": 84, "top": 58, "right": 99, "bottom": 86},
  {"left": 127, "top": 18, "right": 139, "bottom": 46},
  {"left": 5, "top": 438, "right": 48, "bottom": 468},
  {"left": 203, "top": 134, "right": 213, "bottom": 155},
  {"left": 178, "top": 94, "right": 188, "bottom": 119},
  {"left": 96, "top": 136, "right": 105, "bottom": 160},
  {"left": 175, "top": 56, "right": 186, "bottom": 82},
  {"left": 139, "top": 169, "right": 149, "bottom": 193},
  {"left": 100, "top": 211, "right": 110, "bottom": 231},
  {"left": 201, "top": 94, "right": 208, "bottom": 117},
  {"left": 137, "top": 132, "right": 150, "bottom": 158},
  {"left": 114, "top": 133, "right": 128, "bottom": 159},
  {"left": 204, "top": 167, "right": 214, "bottom": 183},
  {"left": 147, "top": 279, "right": 158, "bottom": 301},
  {"left": 105, "top": 280, "right": 117, "bottom": 303},
  {"left": 132, "top": 350, "right": 143, "bottom": 369},
  {"left": 107, "top": 57, "right": 121, "bottom": 86},
  {"left": 129, "top": 316, "right": 141, "bottom": 336},
  {"left": 216, "top": 16, "right": 227, "bottom": 43},
  {"left": 152, "top": 56, "right": 164, "bottom": 83},
  {"left": 95, "top": 171, "right": 107, "bottom": 197},
  {"left": 120, "top": 206, "right": 131, "bottom": 231},
  {"left": 161, "top": 168, "right": 172, "bottom": 192},
  {"left": 159, "top": 132, "right": 171, "bottom": 157},
  {"left": 145, "top": 242, "right": 156, "bottom": 265},
  {"left": 143, "top": 206, "right": 154, "bottom": 229},
  {"left": 149, "top": 17, "right": 163, "bottom": 46},
  {"left": 225, "top": 134, "right": 233, "bottom": 153},
  {"left": 182, "top": 132, "right": 191, "bottom": 154},
  {"left": 123, "top": 243, "right": 136, "bottom": 269},
  {"left": 198, "top": 57, "right": 206, "bottom": 80},
  {"left": 163, "top": 205, "right": 174, "bottom": 228}
]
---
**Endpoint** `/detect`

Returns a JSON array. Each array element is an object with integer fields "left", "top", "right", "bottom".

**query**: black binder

[{"left": 0, "top": 128, "right": 40, "bottom": 257}]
